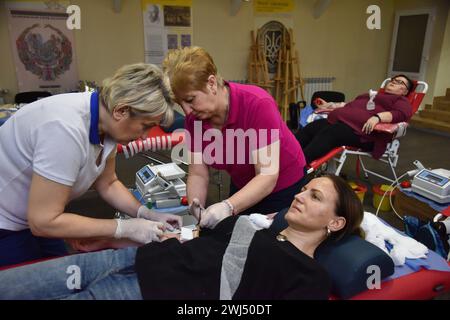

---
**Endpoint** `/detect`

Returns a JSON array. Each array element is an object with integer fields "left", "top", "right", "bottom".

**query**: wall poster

[
  {"left": 5, "top": 1, "right": 79, "bottom": 94},
  {"left": 142, "top": 0, "right": 193, "bottom": 65}
]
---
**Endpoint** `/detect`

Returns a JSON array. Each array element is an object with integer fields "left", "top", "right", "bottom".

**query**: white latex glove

[
  {"left": 137, "top": 205, "right": 182, "bottom": 231},
  {"left": 200, "top": 200, "right": 233, "bottom": 229},
  {"left": 114, "top": 218, "right": 164, "bottom": 244},
  {"left": 188, "top": 198, "right": 204, "bottom": 221}
]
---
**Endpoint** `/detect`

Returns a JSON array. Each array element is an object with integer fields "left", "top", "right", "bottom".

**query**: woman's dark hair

[
  {"left": 322, "top": 174, "right": 365, "bottom": 241},
  {"left": 392, "top": 74, "right": 414, "bottom": 96}
]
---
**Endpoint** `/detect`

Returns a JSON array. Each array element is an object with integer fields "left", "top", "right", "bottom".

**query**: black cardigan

[{"left": 135, "top": 216, "right": 330, "bottom": 300}]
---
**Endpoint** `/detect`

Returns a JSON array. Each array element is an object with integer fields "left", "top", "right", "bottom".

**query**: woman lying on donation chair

[
  {"left": 0, "top": 175, "right": 364, "bottom": 300},
  {"left": 295, "top": 74, "right": 414, "bottom": 163}
]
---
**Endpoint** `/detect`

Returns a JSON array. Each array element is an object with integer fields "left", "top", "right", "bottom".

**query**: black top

[{"left": 135, "top": 216, "right": 331, "bottom": 300}]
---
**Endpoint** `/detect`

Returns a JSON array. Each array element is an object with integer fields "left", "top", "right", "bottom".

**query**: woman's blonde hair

[
  {"left": 162, "top": 46, "right": 224, "bottom": 98},
  {"left": 101, "top": 63, "right": 174, "bottom": 127}
]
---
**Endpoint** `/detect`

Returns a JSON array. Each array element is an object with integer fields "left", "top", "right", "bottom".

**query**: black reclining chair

[
  {"left": 310, "top": 90, "right": 346, "bottom": 109},
  {"left": 288, "top": 90, "right": 345, "bottom": 131},
  {"left": 14, "top": 91, "right": 52, "bottom": 104}
]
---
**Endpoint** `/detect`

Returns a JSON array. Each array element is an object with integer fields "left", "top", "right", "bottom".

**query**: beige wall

[
  {"left": 193, "top": 0, "right": 253, "bottom": 82},
  {"left": 434, "top": 7, "right": 450, "bottom": 98},
  {"left": 73, "top": 0, "right": 145, "bottom": 84},
  {"left": 0, "top": 0, "right": 448, "bottom": 105},
  {"left": 0, "top": 1, "right": 17, "bottom": 103}
]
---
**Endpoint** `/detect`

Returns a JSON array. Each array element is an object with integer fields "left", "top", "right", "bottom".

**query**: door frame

[{"left": 387, "top": 8, "right": 436, "bottom": 81}]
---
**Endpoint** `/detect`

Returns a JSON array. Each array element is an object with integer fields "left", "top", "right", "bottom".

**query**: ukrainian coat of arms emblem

[{"left": 16, "top": 23, "right": 73, "bottom": 81}]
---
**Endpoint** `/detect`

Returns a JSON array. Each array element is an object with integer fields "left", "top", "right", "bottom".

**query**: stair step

[
  {"left": 410, "top": 115, "right": 450, "bottom": 134},
  {"left": 432, "top": 96, "right": 450, "bottom": 111},
  {"left": 419, "top": 109, "right": 450, "bottom": 123}
]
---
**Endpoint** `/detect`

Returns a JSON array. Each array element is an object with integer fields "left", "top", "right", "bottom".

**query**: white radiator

[{"left": 303, "top": 77, "right": 335, "bottom": 105}]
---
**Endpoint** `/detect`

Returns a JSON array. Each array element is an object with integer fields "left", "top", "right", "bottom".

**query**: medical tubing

[
  {"left": 389, "top": 185, "right": 404, "bottom": 221},
  {"left": 122, "top": 135, "right": 172, "bottom": 159}
]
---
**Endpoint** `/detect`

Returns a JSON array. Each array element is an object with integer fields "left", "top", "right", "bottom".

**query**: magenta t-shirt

[{"left": 185, "top": 82, "right": 305, "bottom": 193}]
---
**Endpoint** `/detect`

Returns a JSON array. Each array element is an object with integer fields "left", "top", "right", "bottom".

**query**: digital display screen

[
  {"left": 418, "top": 170, "right": 449, "bottom": 186},
  {"left": 426, "top": 174, "right": 443, "bottom": 183},
  {"left": 139, "top": 168, "right": 154, "bottom": 183}
]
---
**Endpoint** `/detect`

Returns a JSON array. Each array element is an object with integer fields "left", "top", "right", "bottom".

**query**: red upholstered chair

[{"left": 14, "top": 91, "right": 51, "bottom": 104}]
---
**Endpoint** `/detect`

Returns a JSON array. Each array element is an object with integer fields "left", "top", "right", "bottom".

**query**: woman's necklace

[{"left": 276, "top": 234, "right": 288, "bottom": 242}]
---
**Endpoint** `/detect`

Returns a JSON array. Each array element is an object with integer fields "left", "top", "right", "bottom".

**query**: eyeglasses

[{"left": 390, "top": 78, "right": 408, "bottom": 88}]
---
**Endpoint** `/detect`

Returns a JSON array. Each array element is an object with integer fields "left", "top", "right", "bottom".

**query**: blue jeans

[
  {"left": 0, "top": 228, "right": 68, "bottom": 268},
  {"left": 0, "top": 247, "right": 142, "bottom": 300}
]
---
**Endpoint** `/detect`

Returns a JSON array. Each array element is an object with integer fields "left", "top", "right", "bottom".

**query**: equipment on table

[
  {"left": 136, "top": 163, "right": 186, "bottom": 208},
  {"left": 412, "top": 169, "right": 450, "bottom": 204}
]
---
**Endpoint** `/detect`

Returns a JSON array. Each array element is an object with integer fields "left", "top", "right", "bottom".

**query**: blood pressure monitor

[
  {"left": 137, "top": 166, "right": 154, "bottom": 184},
  {"left": 136, "top": 165, "right": 163, "bottom": 196},
  {"left": 411, "top": 169, "right": 450, "bottom": 204},
  {"left": 135, "top": 163, "right": 186, "bottom": 202}
]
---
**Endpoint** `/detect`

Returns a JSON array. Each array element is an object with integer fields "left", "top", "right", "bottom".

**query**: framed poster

[
  {"left": 6, "top": 1, "right": 79, "bottom": 94},
  {"left": 142, "top": 0, "right": 193, "bottom": 65}
]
